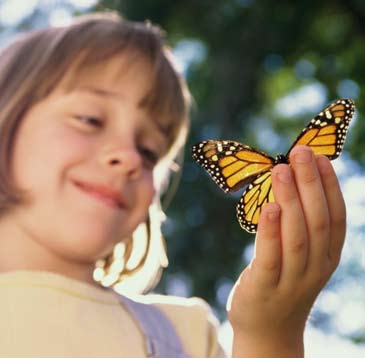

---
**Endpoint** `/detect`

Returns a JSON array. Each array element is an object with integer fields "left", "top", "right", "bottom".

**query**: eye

[
  {"left": 75, "top": 115, "right": 103, "bottom": 128},
  {"left": 138, "top": 145, "right": 159, "bottom": 168}
]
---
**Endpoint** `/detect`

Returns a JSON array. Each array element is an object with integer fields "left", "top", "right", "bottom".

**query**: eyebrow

[{"left": 77, "top": 86, "right": 124, "bottom": 100}]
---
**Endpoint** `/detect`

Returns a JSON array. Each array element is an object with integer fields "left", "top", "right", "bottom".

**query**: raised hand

[{"left": 227, "top": 145, "right": 346, "bottom": 358}]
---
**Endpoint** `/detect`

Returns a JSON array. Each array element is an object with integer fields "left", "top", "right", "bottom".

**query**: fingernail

[
  {"left": 277, "top": 167, "right": 292, "bottom": 183},
  {"left": 294, "top": 149, "right": 312, "bottom": 163}
]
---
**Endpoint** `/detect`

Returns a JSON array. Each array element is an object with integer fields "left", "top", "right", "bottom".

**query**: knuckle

[
  {"left": 287, "top": 238, "right": 306, "bottom": 254},
  {"left": 315, "top": 265, "right": 331, "bottom": 287},
  {"left": 262, "top": 258, "right": 281, "bottom": 272},
  {"left": 313, "top": 217, "right": 330, "bottom": 235},
  {"left": 332, "top": 207, "right": 347, "bottom": 227},
  {"left": 280, "top": 191, "right": 299, "bottom": 205},
  {"left": 253, "top": 256, "right": 280, "bottom": 273},
  {"left": 298, "top": 171, "right": 320, "bottom": 185},
  {"left": 307, "top": 267, "right": 328, "bottom": 289},
  {"left": 308, "top": 260, "right": 334, "bottom": 289}
]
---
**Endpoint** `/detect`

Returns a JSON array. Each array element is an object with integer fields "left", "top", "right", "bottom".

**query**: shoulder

[{"left": 127, "top": 293, "right": 227, "bottom": 358}]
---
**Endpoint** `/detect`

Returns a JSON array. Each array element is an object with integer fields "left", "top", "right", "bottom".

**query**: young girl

[{"left": 0, "top": 11, "right": 347, "bottom": 358}]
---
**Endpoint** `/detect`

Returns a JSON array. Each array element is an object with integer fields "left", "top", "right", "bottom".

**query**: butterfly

[{"left": 191, "top": 98, "right": 355, "bottom": 233}]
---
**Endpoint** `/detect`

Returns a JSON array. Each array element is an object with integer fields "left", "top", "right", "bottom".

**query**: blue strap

[{"left": 119, "top": 295, "right": 191, "bottom": 358}]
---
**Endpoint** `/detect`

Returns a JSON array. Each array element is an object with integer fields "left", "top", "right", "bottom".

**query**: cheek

[
  {"left": 134, "top": 173, "right": 156, "bottom": 218},
  {"left": 114, "top": 175, "right": 155, "bottom": 237},
  {"left": 12, "top": 120, "right": 92, "bottom": 190},
  {"left": 141, "top": 172, "right": 156, "bottom": 209}
]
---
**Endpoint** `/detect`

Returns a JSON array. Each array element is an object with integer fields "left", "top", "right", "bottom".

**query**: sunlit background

[{"left": 1, "top": 0, "right": 364, "bottom": 356}]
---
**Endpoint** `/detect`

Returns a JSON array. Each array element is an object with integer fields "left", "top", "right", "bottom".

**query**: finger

[
  {"left": 289, "top": 146, "right": 330, "bottom": 270},
  {"left": 316, "top": 155, "right": 346, "bottom": 266},
  {"left": 252, "top": 203, "right": 282, "bottom": 288},
  {"left": 271, "top": 164, "right": 308, "bottom": 285}
]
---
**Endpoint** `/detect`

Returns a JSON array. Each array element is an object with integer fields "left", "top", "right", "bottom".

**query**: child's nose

[{"left": 103, "top": 146, "right": 142, "bottom": 179}]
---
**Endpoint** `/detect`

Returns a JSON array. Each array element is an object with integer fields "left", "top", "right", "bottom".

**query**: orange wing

[
  {"left": 237, "top": 171, "right": 274, "bottom": 233},
  {"left": 191, "top": 140, "right": 274, "bottom": 193},
  {"left": 287, "top": 98, "right": 355, "bottom": 159}
]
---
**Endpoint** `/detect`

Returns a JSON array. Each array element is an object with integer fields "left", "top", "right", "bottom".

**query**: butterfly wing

[
  {"left": 286, "top": 98, "right": 355, "bottom": 159},
  {"left": 192, "top": 140, "right": 274, "bottom": 193},
  {"left": 237, "top": 171, "right": 274, "bottom": 233},
  {"left": 192, "top": 99, "right": 355, "bottom": 234}
]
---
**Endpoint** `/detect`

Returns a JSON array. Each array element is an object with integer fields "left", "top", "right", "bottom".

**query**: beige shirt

[{"left": 0, "top": 271, "right": 226, "bottom": 358}]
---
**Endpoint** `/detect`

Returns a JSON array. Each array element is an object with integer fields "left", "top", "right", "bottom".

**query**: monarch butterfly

[{"left": 192, "top": 98, "right": 355, "bottom": 234}]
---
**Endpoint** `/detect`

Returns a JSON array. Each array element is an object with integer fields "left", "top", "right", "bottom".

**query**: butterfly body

[
  {"left": 274, "top": 154, "right": 289, "bottom": 165},
  {"left": 192, "top": 98, "right": 355, "bottom": 234}
]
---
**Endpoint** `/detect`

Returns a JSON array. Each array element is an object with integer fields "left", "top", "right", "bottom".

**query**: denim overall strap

[{"left": 119, "top": 295, "right": 191, "bottom": 358}]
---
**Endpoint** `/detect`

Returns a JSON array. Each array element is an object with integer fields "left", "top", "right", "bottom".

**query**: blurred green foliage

[{"left": 97, "top": 0, "right": 365, "bottom": 320}]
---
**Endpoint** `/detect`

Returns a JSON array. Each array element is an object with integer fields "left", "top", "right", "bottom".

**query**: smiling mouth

[{"left": 73, "top": 182, "right": 125, "bottom": 210}]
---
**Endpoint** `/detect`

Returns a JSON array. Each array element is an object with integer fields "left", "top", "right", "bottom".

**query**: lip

[{"left": 73, "top": 180, "right": 126, "bottom": 210}]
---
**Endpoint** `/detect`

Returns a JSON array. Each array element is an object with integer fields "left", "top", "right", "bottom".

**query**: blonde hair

[{"left": 0, "top": 12, "right": 191, "bottom": 292}]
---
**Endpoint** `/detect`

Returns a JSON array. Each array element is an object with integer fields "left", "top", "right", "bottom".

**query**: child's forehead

[{"left": 59, "top": 53, "right": 152, "bottom": 96}]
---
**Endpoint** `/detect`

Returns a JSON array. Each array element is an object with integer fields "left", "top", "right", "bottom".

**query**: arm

[{"left": 227, "top": 145, "right": 346, "bottom": 358}]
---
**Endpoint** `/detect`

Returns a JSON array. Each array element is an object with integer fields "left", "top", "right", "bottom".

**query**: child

[{"left": 0, "top": 11, "right": 346, "bottom": 358}]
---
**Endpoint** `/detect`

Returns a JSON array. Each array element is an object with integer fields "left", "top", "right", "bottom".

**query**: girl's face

[{"left": 7, "top": 53, "right": 167, "bottom": 268}]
